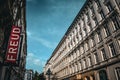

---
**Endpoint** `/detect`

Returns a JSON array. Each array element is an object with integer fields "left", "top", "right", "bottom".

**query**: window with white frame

[
  {"left": 82, "top": 28, "right": 86, "bottom": 37},
  {"left": 115, "top": 67, "right": 120, "bottom": 80},
  {"left": 73, "top": 52, "right": 75, "bottom": 59},
  {"left": 96, "top": 31, "right": 102, "bottom": 43},
  {"left": 88, "top": 56, "right": 92, "bottom": 67},
  {"left": 83, "top": 59, "right": 86, "bottom": 69},
  {"left": 76, "top": 34, "right": 79, "bottom": 43},
  {"left": 96, "top": 33, "right": 100, "bottom": 43},
  {"left": 85, "top": 42, "right": 89, "bottom": 51},
  {"left": 80, "top": 46, "right": 84, "bottom": 54},
  {"left": 105, "top": 1, "right": 113, "bottom": 12},
  {"left": 94, "top": 52, "right": 99, "bottom": 64},
  {"left": 108, "top": 43, "right": 116, "bottom": 57},
  {"left": 99, "top": 10, "right": 105, "bottom": 19},
  {"left": 87, "top": 24, "right": 91, "bottom": 33},
  {"left": 89, "top": 39, "right": 94, "bottom": 48},
  {"left": 75, "top": 63, "right": 78, "bottom": 72},
  {"left": 79, "top": 33, "right": 82, "bottom": 41},
  {"left": 84, "top": 43, "right": 88, "bottom": 51},
  {"left": 111, "top": 16, "right": 120, "bottom": 31},
  {"left": 103, "top": 24, "right": 110, "bottom": 37},
  {"left": 94, "top": 17, "right": 98, "bottom": 26},
  {"left": 96, "top": 0, "right": 101, "bottom": 9},
  {"left": 79, "top": 61, "right": 82, "bottom": 70},
  {"left": 70, "top": 66, "right": 72, "bottom": 74},
  {"left": 87, "top": 12, "right": 92, "bottom": 29},
  {"left": 100, "top": 48, "right": 107, "bottom": 61}
]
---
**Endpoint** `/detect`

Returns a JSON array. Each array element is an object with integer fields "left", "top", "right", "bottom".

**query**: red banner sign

[{"left": 5, "top": 26, "right": 21, "bottom": 63}]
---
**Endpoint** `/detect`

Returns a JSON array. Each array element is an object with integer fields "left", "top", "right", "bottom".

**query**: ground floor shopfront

[{"left": 62, "top": 62, "right": 120, "bottom": 80}]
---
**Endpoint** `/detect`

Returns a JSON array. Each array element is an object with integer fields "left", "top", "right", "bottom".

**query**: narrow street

[{"left": 0, "top": 0, "right": 120, "bottom": 80}]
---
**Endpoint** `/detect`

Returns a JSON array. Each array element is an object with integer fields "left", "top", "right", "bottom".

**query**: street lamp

[{"left": 46, "top": 68, "right": 52, "bottom": 80}]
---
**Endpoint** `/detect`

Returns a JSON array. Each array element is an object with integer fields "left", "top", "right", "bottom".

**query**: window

[
  {"left": 111, "top": 16, "right": 120, "bottom": 31},
  {"left": 115, "top": 67, "right": 120, "bottom": 80},
  {"left": 101, "top": 48, "right": 107, "bottom": 61},
  {"left": 88, "top": 56, "right": 92, "bottom": 67},
  {"left": 94, "top": 17, "right": 98, "bottom": 25},
  {"left": 87, "top": 12, "right": 90, "bottom": 21},
  {"left": 98, "top": 31, "right": 102, "bottom": 42},
  {"left": 89, "top": 39, "right": 94, "bottom": 47},
  {"left": 69, "top": 66, "right": 72, "bottom": 74},
  {"left": 76, "top": 35, "right": 79, "bottom": 42},
  {"left": 92, "top": 36, "right": 96, "bottom": 46},
  {"left": 71, "top": 54, "right": 73, "bottom": 61},
  {"left": 99, "top": 11, "right": 105, "bottom": 19},
  {"left": 83, "top": 59, "right": 86, "bottom": 69},
  {"left": 99, "top": 70, "right": 108, "bottom": 80},
  {"left": 73, "top": 52, "right": 76, "bottom": 59},
  {"left": 105, "top": 1, "right": 113, "bottom": 12},
  {"left": 103, "top": 24, "right": 110, "bottom": 37},
  {"left": 94, "top": 53, "right": 99, "bottom": 64},
  {"left": 75, "top": 63, "right": 78, "bottom": 72},
  {"left": 91, "top": 6, "right": 95, "bottom": 16},
  {"left": 85, "top": 42, "right": 89, "bottom": 51},
  {"left": 91, "top": 75, "right": 95, "bottom": 80},
  {"left": 108, "top": 43, "right": 116, "bottom": 57},
  {"left": 83, "top": 27, "right": 87, "bottom": 37},
  {"left": 80, "top": 46, "right": 84, "bottom": 54},
  {"left": 96, "top": 31, "right": 102, "bottom": 43},
  {"left": 85, "top": 76, "right": 90, "bottom": 80},
  {"left": 96, "top": 0, "right": 101, "bottom": 8},
  {"left": 79, "top": 61, "right": 82, "bottom": 70},
  {"left": 72, "top": 65, "right": 75, "bottom": 73}
]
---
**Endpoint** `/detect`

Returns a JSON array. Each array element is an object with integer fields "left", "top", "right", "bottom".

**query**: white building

[{"left": 44, "top": 0, "right": 120, "bottom": 80}]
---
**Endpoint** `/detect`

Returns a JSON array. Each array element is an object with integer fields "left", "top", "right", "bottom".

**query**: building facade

[
  {"left": 0, "top": 0, "right": 27, "bottom": 80},
  {"left": 44, "top": 0, "right": 120, "bottom": 80},
  {"left": 24, "top": 69, "right": 33, "bottom": 80}
]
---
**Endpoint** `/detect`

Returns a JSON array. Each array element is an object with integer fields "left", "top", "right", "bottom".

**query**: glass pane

[{"left": 99, "top": 70, "right": 108, "bottom": 80}]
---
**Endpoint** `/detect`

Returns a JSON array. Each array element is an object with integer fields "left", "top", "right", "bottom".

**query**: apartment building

[
  {"left": 44, "top": 0, "right": 120, "bottom": 80},
  {"left": 0, "top": 0, "right": 27, "bottom": 80}
]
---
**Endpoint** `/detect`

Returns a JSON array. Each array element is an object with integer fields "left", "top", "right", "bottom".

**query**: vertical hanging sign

[{"left": 5, "top": 26, "right": 21, "bottom": 64}]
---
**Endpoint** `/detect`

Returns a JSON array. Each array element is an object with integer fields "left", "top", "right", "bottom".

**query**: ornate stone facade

[{"left": 44, "top": 0, "right": 120, "bottom": 80}]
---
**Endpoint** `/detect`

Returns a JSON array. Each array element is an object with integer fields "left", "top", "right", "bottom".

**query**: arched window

[
  {"left": 115, "top": 67, "right": 120, "bottom": 80},
  {"left": 99, "top": 70, "right": 108, "bottom": 80}
]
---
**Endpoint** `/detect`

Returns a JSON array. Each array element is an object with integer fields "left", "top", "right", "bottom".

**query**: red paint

[{"left": 5, "top": 26, "right": 21, "bottom": 63}]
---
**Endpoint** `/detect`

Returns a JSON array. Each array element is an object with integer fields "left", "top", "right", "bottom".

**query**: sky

[{"left": 26, "top": 0, "right": 86, "bottom": 73}]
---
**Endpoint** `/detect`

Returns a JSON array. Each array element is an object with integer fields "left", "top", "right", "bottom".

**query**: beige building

[{"left": 44, "top": 0, "right": 120, "bottom": 80}]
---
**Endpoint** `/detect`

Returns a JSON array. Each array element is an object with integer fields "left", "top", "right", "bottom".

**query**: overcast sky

[{"left": 26, "top": 0, "right": 86, "bottom": 73}]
